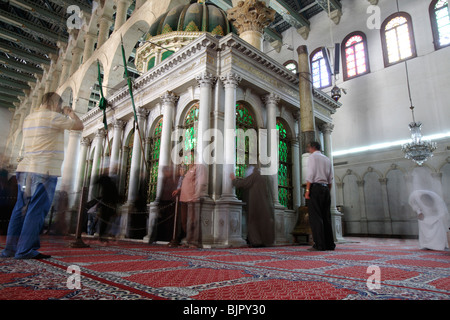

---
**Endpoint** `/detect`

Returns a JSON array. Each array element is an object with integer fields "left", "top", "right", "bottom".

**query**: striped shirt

[{"left": 16, "top": 108, "right": 75, "bottom": 176}]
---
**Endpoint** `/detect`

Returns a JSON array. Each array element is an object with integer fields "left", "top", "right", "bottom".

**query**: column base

[
  {"left": 331, "top": 208, "right": 346, "bottom": 243},
  {"left": 213, "top": 198, "right": 247, "bottom": 248}
]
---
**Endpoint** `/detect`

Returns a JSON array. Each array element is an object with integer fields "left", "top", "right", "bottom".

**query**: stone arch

[
  {"left": 103, "top": 19, "right": 151, "bottom": 94},
  {"left": 341, "top": 170, "right": 361, "bottom": 234},
  {"left": 363, "top": 167, "right": 385, "bottom": 230},
  {"left": 236, "top": 88, "right": 264, "bottom": 129}
]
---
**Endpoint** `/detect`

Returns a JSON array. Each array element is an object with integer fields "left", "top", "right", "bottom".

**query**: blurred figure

[
  {"left": 129, "top": 172, "right": 148, "bottom": 239},
  {"left": 230, "top": 164, "right": 275, "bottom": 247},
  {"left": 155, "top": 166, "right": 179, "bottom": 242},
  {"left": 172, "top": 149, "right": 207, "bottom": 248},
  {"left": 0, "top": 162, "right": 10, "bottom": 235},
  {"left": 93, "top": 172, "right": 119, "bottom": 241},
  {"left": 1, "top": 92, "right": 83, "bottom": 259},
  {"left": 409, "top": 190, "right": 450, "bottom": 251},
  {"left": 48, "top": 189, "right": 68, "bottom": 235}
]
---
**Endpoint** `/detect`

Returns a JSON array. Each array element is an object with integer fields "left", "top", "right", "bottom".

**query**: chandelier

[
  {"left": 401, "top": 62, "right": 437, "bottom": 166},
  {"left": 402, "top": 121, "right": 437, "bottom": 166}
]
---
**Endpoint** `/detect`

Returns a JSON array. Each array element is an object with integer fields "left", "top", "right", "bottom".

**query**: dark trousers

[{"left": 307, "top": 184, "right": 335, "bottom": 251}]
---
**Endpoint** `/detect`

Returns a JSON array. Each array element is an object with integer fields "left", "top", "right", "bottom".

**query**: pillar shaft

[{"left": 297, "top": 45, "right": 316, "bottom": 151}]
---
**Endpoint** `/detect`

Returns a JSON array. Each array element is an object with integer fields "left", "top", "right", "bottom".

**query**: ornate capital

[
  {"left": 262, "top": 93, "right": 280, "bottom": 106},
  {"left": 136, "top": 107, "right": 149, "bottom": 119},
  {"left": 320, "top": 123, "right": 335, "bottom": 134},
  {"left": 196, "top": 72, "right": 216, "bottom": 87},
  {"left": 96, "top": 128, "right": 106, "bottom": 138},
  {"left": 160, "top": 90, "right": 179, "bottom": 105},
  {"left": 227, "top": 0, "right": 276, "bottom": 34},
  {"left": 113, "top": 119, "right": 126, "bottom": 130},
  {"left": 220, "top": 72, "right": 241, "bottom": 88},
  {"left": 81, "top": 137, "right": 91, "bottom": 147}
]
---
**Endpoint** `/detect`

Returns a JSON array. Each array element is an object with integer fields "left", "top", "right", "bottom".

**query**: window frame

[
  {"left": 429, "top": 0, "right": 450, "bottom": 50},
  {"left": 342, "top": 31, "right": 371, "bottom": 81},
  {"left": 380, "top": 12, "right": 417, "bottom": 67},
  {"left": 310, "top": 47, "right": 332, "bottom": 90}
]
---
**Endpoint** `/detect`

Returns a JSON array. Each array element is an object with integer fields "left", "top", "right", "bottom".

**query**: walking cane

[{"left": 170, "top": 195, "right": 179, "bottom": 246}]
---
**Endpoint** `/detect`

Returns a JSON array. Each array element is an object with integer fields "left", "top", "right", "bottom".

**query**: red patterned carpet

[{"left": 0, "top": 236, "right": 449, "bottom": 301}]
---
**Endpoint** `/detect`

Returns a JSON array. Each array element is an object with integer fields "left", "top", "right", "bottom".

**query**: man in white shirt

[
  {"left": 305, "top": 141, "right": 335, "bottom": 251},
  {"left": 2, "top": 92, "right": 83, "bottom": 259}
]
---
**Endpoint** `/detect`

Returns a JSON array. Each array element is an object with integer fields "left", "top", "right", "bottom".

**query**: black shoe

[{"left": 32, "top": 253, "right": 51, "bottom": 260}]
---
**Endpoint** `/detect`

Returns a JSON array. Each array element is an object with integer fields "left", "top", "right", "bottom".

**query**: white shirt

[{"left": 306, "top": 151, "right": 333, "bottom": 185}]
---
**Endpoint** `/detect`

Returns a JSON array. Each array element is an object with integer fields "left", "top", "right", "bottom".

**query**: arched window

[
  {"left": 284, "top": 60, "right": 298, "bottom": 74},
  {"left": 381, "top": 12, "right": 417, "bottom": 67},
  {"left": 430, "top": 0, "right": 450, "bottom": 49},
  {"left": 342, "top": 32, "right": 370, "bottom": 80},
  {"left": 183, "top": 103, "right": 199, "bottom": 164},
  {"left": 147, "top": 118, "right": 163, "bottom": 203},
  {"left": 277, "top": 120, "right": 293, "bottom": 209},
  {"left": 235, "top": 103, "right": 257, "bottom": 180},
  {"left": 310, "top": 48, "right": 331, "bottom": 89}
]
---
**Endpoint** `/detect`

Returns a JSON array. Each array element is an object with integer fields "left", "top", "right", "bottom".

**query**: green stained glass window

[
  {"left": 235, "top": 103, "right": 257, "bottom": 200},
  {"left": 148, "top": 118, "right": 163, "bottom": 203},
  {"left": 183, "top": 103, "right": 199, "bottom": 165},
  {"left": 124, "top": 130, "right": 135, "bottom": 200},
  {"left": 235, "top": 103, "right": 256, "bottom": 178},
  {"left": 277, "top": 120, "right": 293, "bottom": 209}
]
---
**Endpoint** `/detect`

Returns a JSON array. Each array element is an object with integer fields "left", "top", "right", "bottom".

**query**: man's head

[
  {"left": 41, "top": 92, "right": 63, "bottom": 112},
  {"left": 307, "top": 141, "right": 321, "bottom": 153}
]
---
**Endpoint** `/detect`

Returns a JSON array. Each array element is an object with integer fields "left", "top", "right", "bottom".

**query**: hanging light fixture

[{"left": 401, "top": 61, "right": 437, "bottom": 166}]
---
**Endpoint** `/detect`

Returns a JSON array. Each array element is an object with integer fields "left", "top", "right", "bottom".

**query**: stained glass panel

[
  {"left": 183, "top": 103, "right": 199, "bottom": 164},
  {"left": 276, "top": 120, "right": 293, "bottom": 209},
  {"left": 384, "top": 15, "right": 414, "bottom": 64},
  {"left": 235, "top": 103, "right": 257, "bottom": 199},
  {"left": 147, "top": 118, "right": 163, "bottom": 203},
  {"left": 344, "top": 34, "right": 368, "bottom": 79}
]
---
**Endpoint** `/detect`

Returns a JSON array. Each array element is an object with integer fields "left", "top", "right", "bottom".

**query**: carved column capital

[
  {"left": 196, "top": 72, "right": 217, "bottom": 88},
  {"left": 262, "top": 93, "right": 280, "bottom": 106},
  {"left": 220, "top": 72, "right": 241, "bottom": 88},
  {"left": 227, "top": 0, "right": 276, "bottom": 34},
  {"left": 81, "top": 137, "right": 91, "bottom": 147},
  {"left": 160, "top": 91, "right": 179, "bottom": 105},
  {"left": 320, "top": 123, "right": 335, "bottom": 134}
]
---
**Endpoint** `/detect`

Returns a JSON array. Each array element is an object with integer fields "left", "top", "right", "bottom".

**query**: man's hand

[
  {"left": 230, "top": 173, "right": 236, "bottom": 181},
  {"left": 418, "top": 213, "right": 424, "bottom": 221},
  {"left": 305, "top": 190, "right": 310, "bottom": 200},
  {"left": 62, "top": 106, "right": 73, "bottom": 115},
  {"left": 172, "top": 189, "right": 180, "bottom": 197}
]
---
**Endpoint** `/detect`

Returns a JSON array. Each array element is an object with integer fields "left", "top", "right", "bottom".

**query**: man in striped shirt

[{"left": 1, "top": 92, "right": 83, "bottom": 259}]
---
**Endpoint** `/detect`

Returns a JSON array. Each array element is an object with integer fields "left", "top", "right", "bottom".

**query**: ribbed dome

[{"left": 147, "top": 0, "right": 234, "bottom": 38}]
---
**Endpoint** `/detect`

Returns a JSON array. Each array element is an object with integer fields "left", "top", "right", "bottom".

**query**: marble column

[
  {"left": 216, "top": 72, "right": 246, "bottom": 247},
  {"left": 82, "top": 32, "right": 97, "bottom": 62},
  {"left": 58, "top": 59, "right": 71, "bottom": 87},
  {"left": 227, "top": 0, "right": 276, "bottom": 51},
  {"left": 196, "top": 72, "right": 216, "bottom": 199},
  {"left": 61, "top": 130, "right": 82, "bottom": 193},
  {"left": 73, "top": 138, "right": 91, "bottom": 204},
  {"left": 88, "top": 129, "right": 106, "bottom": 200},
  {"left": 109, "top": 120, "right": 125, "bottom": 176},
  {"left": 114, "top": 0, "right": 132, "bottom": 31},
  {"left": 320, "top": 123, "right": 345, "bottom": 242},
  {"left": 69, "top": 47, "right": 83, "bottom": 76},
  {"left": 220, "top": 72, "right": 241, "bottom": 200},
  {"left": 262, "top": 93, "right": 280, "bottom": 205},
  {"left": 97, "top": 16, "right": 113, "bottom": 48},
  {"left": 291, "top": 138, "right": 301, "bottom": 209},
  {"left": 127, "top": 107, "right": 148, "bottom": 203},
  {"left": 296, "top": 45, "right": 316, "bottom": 151},
  {"left": 156, "top": 91, "right": 178, "bottom": 200}
]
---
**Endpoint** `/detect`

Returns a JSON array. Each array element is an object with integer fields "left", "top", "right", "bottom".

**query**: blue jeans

[{"left": 1, "top": 172, "right": 57, "bottom": 259}]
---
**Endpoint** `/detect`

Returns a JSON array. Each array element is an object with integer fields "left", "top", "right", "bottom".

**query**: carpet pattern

[{"left": 0, "top": 236, "right": 449, "bottom": 300}]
